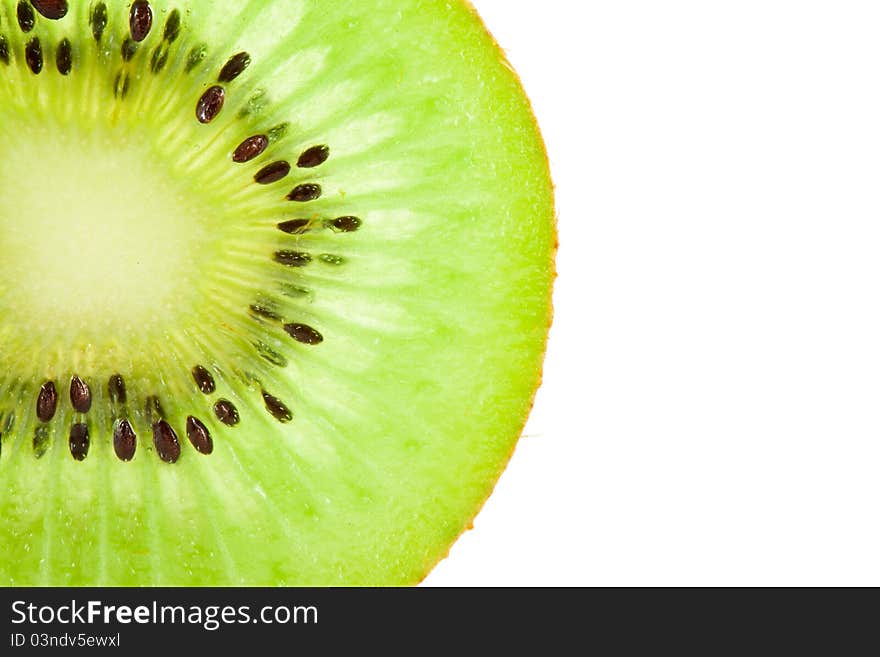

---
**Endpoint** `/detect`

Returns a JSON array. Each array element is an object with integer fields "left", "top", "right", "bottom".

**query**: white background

[{"left": 426, "top": 1, "right": 880, "bottom": 586}]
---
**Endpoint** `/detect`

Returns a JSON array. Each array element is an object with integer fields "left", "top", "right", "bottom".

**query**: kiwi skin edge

[{"left": 415, "top": 1, "right": 557, "bottom": 585}]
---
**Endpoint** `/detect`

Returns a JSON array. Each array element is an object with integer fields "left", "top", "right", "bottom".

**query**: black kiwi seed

[
  {"left": 17, "top": 1, "right": 35, "bottom": 33},
  {"left": 277, "top": 219, "right": 310, "bottom": 235},
  {"left": 0, "top": 37, "right": 10, "bottom": 65},
  {"left": 262, "top": 391, "right": 292, "bottom": 423},
  {"left": 213, "top": 400, "right": 239, "bottom": 426},
  {"left": 108, "top": 374, "right": 127, "bottom": 404},
  {"left": 129, "top": 0, "right": 152, "bottom": 43},
  {"left": 328, "top": 216, "right": 362, "bottom": 232},
  {"left": 218, "top": 51, "right": 251, "bottom": 83},
  {"left": 145, "top": 395, "right": 164, "bottom": 423},
  {"left": 185, "top": 43, "right": 207, "bottom": 73},
  {"left": 284, "top": 323, "right": 324, "bottom": 345},
  {"left": 185, "top": 416, "right": 213, "bottom": 455},
  {"left": 287, "top": 184, "right": 322, "bottom": 202},
  {"left": 150, "top": 45, "right": 169, "bottom": 73},
  {"left": 191, "top": 365, "right": 215, "bottom": 394},
  {"left": 274, "top": 250, "right": 312, "bottom": 267},
  {"left": 69, "top": 376, "right": 91, "bottom": 413},
  {"left": 30, "top": 0, "right": 68, "bottom": 20},
  {"left": 56, "top": 38, "right": 72, "bottom": 75},
  {"left": 248, "top": 304, "right": 282, "bottom": 321},
  {"left": 90, "top": 2, "right": 107, "bottom": 43},
  {"left": 25, "top": 37, "right": 42, "bottom": 74},
  {"left": 69, "top": 423, "right": 89, "bottom": 461},
  {"left": 254, "top": 161, "right": 291, "bottom": 185},
  {"left": 121, "top": 37, "right": 138, "bottom": 62},
  {"left": 114, "top": 72, "right": 130, "bottom": 99},
  {"left": 33, "top": 425, "right": 49, "bottom": 458},
  {"left": 196, "top": 85, "right": 225, "bottom": 124},
  {"left": 163, "top": 8, "right": 181, "bottom": 43},
  {"left": 232, "top": 135, "right": 269, "bottom": 163},
  {"left": 113, "top": 419, "right": 136, "bottom": 461},
  {"left": 152, "top": 420, "right": 180, "bottom": 463},
  {"left": 36, "top": 381, "right": 58, "bottom": 422},
  {"left": 297, "top": 145, "right": 330, "bottom": 169}
]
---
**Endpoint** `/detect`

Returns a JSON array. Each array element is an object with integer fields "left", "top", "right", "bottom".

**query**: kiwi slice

[{"left": 0, "top": 0, "right": 554, "bottom": 585}]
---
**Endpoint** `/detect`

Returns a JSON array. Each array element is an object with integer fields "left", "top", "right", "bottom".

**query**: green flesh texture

[{"left": 0, "top": 0, "right": 554, "bottom": 585}]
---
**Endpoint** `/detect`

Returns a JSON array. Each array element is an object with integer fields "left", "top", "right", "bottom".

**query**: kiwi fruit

[{"left": 0, "top": 0, "right": 554, "bottom": 586}]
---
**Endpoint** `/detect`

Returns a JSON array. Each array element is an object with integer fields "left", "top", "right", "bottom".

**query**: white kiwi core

[{"left": 0, "top": 122, "right": 210, "bottom": 341}]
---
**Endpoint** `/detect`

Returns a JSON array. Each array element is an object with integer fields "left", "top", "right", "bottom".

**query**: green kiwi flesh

[{"left": 0, "top": 0, "right": 555, "bottom": 585}]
